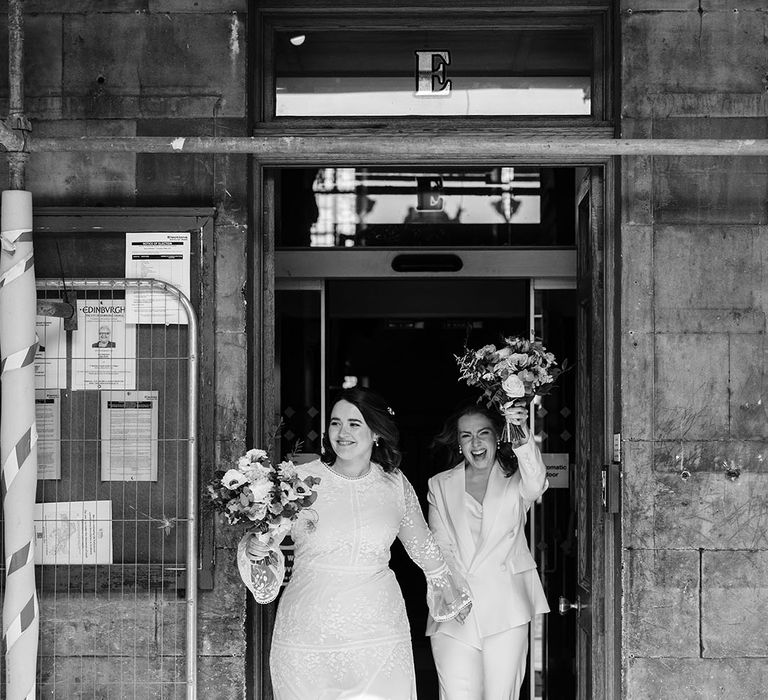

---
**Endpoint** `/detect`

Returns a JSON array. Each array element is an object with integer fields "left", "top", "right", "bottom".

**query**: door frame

[{"left": 248, "top": 152, "right": 619, "bottom": 700}]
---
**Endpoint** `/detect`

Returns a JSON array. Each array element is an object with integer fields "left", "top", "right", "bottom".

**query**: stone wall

[
  {"left": 621, "top": 2, "right": 768, "bottom": 698},
  {"left": 0, "top": 3, "right": 250, "bottom": 697},
  {"left": 4, "top": 1, "right": 768, "bottom": 697}
]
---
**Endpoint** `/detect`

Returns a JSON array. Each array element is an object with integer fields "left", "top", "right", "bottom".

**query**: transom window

[{"left": 257, "top": 14, "right": 607, "bottom": 122}]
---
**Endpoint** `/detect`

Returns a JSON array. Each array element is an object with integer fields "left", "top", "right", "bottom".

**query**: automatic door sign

[
  {"left": 541, "top": 453, "right": 570, "bottom": 489},
  {"left": 417, "top": 176, "right": 445, "bottom": 211}
]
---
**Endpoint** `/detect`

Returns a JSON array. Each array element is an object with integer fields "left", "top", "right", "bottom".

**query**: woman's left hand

[{"left": 503, "top": 401, "right": 529, "bottom": 427}]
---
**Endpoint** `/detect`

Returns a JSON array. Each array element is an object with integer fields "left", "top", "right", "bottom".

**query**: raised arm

[
  {"left": 397, "top": 473, "right": 471, "bottom": 622},
  {"left": 512, "top": 430, "right": 548, "bottom": 503}
]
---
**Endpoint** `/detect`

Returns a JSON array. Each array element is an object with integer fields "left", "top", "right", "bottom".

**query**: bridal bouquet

[
  {"left": 207, "top": 448, "right": 321, "bottom": 570},
  {"left": 456, "top": 336, "right": 565, "bottom": 445}
]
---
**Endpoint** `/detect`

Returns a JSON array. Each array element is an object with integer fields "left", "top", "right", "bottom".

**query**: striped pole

[{"left": 1, "top": 189, "right": 39, "bottom": 700}]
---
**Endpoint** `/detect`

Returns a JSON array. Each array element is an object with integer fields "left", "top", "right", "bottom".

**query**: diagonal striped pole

[{"left": 1, "top": 189, "right": 39, "bottom": 700}]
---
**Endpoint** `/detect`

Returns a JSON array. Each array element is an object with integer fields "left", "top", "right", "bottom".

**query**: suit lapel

[
  {"left": 469, "top": 462, "right": 509, "bottom": 571},
  {"left": 443, "top": 463, "right": 476, "bottom": 567}
]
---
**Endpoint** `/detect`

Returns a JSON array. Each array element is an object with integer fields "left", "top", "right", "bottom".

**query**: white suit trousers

[{"left": 430, "top": 624, "right": 529, "bottom": 700}]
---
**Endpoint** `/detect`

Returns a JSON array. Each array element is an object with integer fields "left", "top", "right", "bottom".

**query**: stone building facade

[{"left": 0, "top": 1, "right": 766, "bottom": 698}]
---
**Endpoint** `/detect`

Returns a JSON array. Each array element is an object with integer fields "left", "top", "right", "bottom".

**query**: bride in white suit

[{"left": 426, "top": 402, "right": 549, "bottom": 700}]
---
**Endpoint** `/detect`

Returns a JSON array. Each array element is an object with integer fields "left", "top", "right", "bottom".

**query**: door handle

[{"left": 558, "top": 595, "right": 589, "bottom": 615}]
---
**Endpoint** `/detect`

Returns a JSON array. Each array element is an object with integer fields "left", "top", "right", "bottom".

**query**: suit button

[{"left": 500, "top": 564, "right": 507, "bottom": 571}]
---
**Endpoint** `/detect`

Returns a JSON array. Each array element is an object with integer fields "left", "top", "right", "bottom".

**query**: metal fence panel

[{"left": 1, "top": 278, "right": 198, "bottom": 699}]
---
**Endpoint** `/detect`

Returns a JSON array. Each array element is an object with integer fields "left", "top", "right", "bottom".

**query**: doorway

[
  {"left": 254, "top": 164, "right": 613, "bottom": 700},
  {"left": 275, "top": 277, "right": 578, "bottom": 699}
]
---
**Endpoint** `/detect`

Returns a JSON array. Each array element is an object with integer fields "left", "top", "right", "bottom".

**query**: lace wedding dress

[{"left": 242, "top": 458, "right": 470, "bottom": 700}]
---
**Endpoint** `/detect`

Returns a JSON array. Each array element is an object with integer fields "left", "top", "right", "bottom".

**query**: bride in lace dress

[{"left": 242, "top": 387, "right": 471, "bottom": 700}]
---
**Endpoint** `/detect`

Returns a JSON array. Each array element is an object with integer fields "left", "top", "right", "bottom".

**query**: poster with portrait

[
  {"left": 33, "top": 500, "right": 113, "bottom": 565},
  {"left": 125, "top": 232, "right": 191, "bottom": 325},
  {"left": 34, "top": 315, "right": 67, "bottom": 389},
  {"left": 100, "top": 390, "right": 159, "bottom": 482},
  {"left": 35, "top": 389, "right": 61, "bottom": 480},
  {"left": 71, "top": 299, "right": 136, "bottom": 390}
]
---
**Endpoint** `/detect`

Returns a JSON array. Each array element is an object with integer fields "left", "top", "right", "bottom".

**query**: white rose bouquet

[
  {"left": 455, "top": 336, "right": 566, "bottom": 445},
  {"left": 207, "top": 448, "right": 320, "bottom": 578}
]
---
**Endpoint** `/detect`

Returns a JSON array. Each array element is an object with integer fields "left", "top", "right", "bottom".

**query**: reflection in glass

[
  {"left": 276, "top": 167, "right": 575, "bottom": 248},
  {"left": 274, "top": 29, "right": 592, "bottom": 117},
  {"left": 276, "top": 289, "right": 323, "bottom": 459}
]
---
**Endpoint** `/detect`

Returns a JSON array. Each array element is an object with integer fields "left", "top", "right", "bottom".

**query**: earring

[
  {"left": 374, "top": 437, "right": 380, "bottom": 447},
  {"left": 457, "top": 445, "right": 462, "bottom": 455}
]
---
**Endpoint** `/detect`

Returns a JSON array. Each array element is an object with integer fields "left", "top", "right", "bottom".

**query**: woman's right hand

[{"left": 245, "top": 533, "right": 273, "bottom": 562}]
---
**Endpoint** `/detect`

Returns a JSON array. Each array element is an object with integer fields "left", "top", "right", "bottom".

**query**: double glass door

[{"left": 274, "top": 277, "right": 578, "bottom": 699}]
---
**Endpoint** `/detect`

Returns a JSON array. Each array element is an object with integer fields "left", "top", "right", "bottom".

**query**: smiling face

[
  {"left": 457, "top": 412, "right": 498, "bottom": 470},
  {"left": 328, "top": 399, "right": 377, "bottom": 465}
]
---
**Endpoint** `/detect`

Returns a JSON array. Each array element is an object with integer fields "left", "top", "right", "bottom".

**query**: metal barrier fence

[{"left": 1, "top": 278, "right": 198, "bottom": 699}]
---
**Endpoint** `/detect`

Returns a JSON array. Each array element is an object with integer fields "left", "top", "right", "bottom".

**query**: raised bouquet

[
  {"left": 456, "top": 336, "right": 565, "bottom": 445},
  {"left": 207, "top": 448, "right": 320, "bottom": 583}
]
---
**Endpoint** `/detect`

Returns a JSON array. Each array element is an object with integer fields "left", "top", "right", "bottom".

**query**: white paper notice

[
  {"left": 35, "top": 389, "right": 61, "bottom": 480},
  {"left": 71, "top": 300, "right": 136, "bottom": 390},
  {"left": 34, "top": 500, "right": 113, "bottom": 565},
  {"left": 542, "top": 453, "right": 570, "bottom": 489},
  {"left": 125, "top": 232, "right": 191, "bottom": 325},
  {"left": 100, "top": 390, "right": 159, "bottom": 482},
  {"left": 35, "top": 315, "right": 67, "bottom": 389}
]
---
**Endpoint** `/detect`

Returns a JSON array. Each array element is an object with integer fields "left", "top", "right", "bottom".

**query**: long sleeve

[
  {"left": 237, "top": 532, "right": 287, "bottom": 604},
  {"left": 426, "top": 478, "right": 464, "bottom": 577},
  {"left": 397, "top": 473, "right": 471, "bottom": 622},
  {"left": 513, "top": 431, "right": 548, "bottom": 503}
]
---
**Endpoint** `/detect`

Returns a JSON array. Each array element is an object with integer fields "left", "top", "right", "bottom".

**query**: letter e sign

[{"left": 414, "top": 50, "right": 452, "bottom": 96}]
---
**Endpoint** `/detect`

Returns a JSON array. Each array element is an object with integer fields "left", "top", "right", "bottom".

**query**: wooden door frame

[{"left": 247, "top": 148, "right": 620, "bottom": 700}]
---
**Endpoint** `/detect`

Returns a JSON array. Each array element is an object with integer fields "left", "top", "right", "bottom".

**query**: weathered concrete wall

[
  {"left": 621, "top": 2, "right": 768, "bottom": 698},
  {"left": 0, "top": 3, "right": 250, "bottom": 698}
]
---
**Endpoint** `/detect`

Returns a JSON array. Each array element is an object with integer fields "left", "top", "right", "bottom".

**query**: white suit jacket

[{"left": 425, "top": 434, "right": 550, "bottom": 643}]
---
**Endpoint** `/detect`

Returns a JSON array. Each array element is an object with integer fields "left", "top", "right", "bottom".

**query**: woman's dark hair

[
  {"left": 321, "top": 387, "right": 402, "bottom": 472},
  {"left": 431, "top": 401, "right": 519, "bottom": 477}
]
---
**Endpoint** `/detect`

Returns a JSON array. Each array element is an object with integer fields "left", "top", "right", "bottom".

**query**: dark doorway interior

[{"left": 328, "top": 279, "right": 528, "bottom": 698}]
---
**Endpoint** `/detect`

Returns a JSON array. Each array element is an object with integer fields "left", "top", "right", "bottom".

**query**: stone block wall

[
  {"left": 621, "top": 2, "right": 768, "bottom": 698},
  {"left": 0, "top": 3, "right": 250, "bottom": 698}
]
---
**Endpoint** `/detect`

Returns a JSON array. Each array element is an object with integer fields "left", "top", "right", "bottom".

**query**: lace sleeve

[
  {"left": 397, "top": 473, "right": 471, "bottom": 622},
  {"left": 236, "top": 533, "right": 286, "bottom": 604}
]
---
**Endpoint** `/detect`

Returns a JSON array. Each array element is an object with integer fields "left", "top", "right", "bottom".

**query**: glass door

[{"left": 275, "top": 276, "right": 578, "bottom": 700}]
